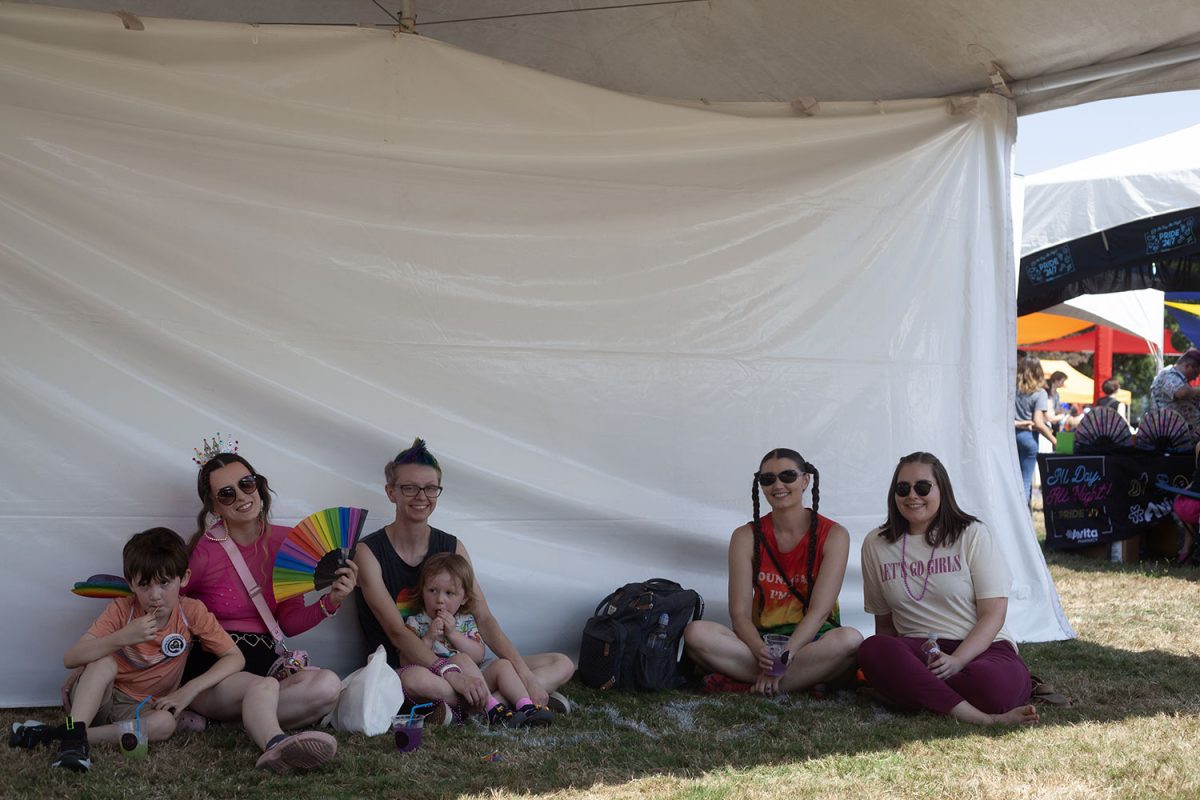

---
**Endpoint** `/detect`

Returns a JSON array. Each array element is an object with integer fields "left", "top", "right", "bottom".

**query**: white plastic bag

[{"left": 321, "top": 645, "right": 404, "bottom": 736}]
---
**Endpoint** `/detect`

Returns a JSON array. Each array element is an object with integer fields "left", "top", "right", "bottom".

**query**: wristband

[
  {"left": 319, "top": 595, "right": 338, "bottom": 618},
  {"left": 437, "top": 663, "right": 462, "bottom": 677}
]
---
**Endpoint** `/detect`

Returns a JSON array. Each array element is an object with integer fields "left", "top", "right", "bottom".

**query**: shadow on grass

[
  {"left": 7, "top": 633, "right": 1200, "bottom": 800},
  {"left": 6, "top": 548, "right": 1198, "bottom": 799}
]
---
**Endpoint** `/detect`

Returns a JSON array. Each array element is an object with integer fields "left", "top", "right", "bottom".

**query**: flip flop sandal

[{"left": 1030, "top": 675, "right": 1072, "bottom": 706}]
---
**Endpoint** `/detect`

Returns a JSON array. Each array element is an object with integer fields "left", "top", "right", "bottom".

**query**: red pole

[{"left": 1094, "top": 324, "right": 1114, "bottom": 403}]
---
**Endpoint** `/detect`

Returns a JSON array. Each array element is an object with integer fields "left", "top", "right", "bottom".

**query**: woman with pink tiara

[
  {"left": 180, "top": 435, "right": 356, "bottom": 773},
  {"left": 682, "top": 447, "right": 862, "bottom": 695}
]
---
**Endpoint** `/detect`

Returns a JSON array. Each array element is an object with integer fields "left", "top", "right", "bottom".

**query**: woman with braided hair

[{"left": 683, "top": 448, "right": 862, "bottom": 695}]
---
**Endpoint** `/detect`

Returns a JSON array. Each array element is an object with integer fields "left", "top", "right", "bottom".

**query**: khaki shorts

[{"left": 63, "top": 669, "right": 142, "bottom": 724}]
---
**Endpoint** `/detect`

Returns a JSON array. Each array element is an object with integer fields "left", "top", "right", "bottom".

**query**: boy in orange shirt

[{"left": 11, "top": 527, "right": 243, "bottom": 772}]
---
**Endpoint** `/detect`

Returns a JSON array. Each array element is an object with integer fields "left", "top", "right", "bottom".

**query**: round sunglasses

[
  {"left": 757, "top": 470, "right": 800, "bottom": 487},
  {"left": 215, "top": 474, "right": 259, "bottom": 506},
  {"left": 894, "top": 480, "right": 933, "bottom": 498}
]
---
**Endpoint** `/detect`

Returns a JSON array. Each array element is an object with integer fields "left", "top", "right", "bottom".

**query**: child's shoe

[
  {"left": 485, "top": 703, "right": 527, "bottom": 729},
  {"left": 547, "top": 691, "right": 573, "bottom": 715},
  {"left": 175, "top": 710, "right": 210, "bottom": 733},
  {"left": 50, "top": 729, "right": 91, "bottom": 773},
  {"left": 9, "top": 720, "right": 54, "bottom": 749},
  {"left": 255, "top": 731, "right": 337, "bottom": 775},
  {"left": 516, "top": 703, "right": 555, "bottom": 727}
]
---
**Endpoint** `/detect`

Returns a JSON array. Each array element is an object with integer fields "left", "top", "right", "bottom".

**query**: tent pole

[
  {"left": 1011, "top": 42, "right": 1200, "bottom": 97},
  {"left": 1094, "top": 325, "right": 1114, "bottom": 404},
  {"left": 399, "top": 0, "right": 416, "bottom": 33}
]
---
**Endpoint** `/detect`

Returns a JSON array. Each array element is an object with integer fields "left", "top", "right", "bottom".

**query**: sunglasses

[
  {"left": 757, "top": 470, "right": 800, "bottom": 487},
  {"left": 215, "top": 474, "right": 260, "bottom": 506},
  {"left": 894, "top": 480, "right": 934, "bottom": 498}
]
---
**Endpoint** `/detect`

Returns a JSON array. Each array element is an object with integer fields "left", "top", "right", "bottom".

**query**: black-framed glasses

[
  {"left": 395, "top": 484, "right": 443, "bottom": 498},
  {"left": 215, "top": 474, "right": 259, "bottom": 506},
  {"left": 757, "top": 470, "right": 800, "bottom": 487},
  {"left": 894, "top": 480, "right": 934, "bottom": 498}
]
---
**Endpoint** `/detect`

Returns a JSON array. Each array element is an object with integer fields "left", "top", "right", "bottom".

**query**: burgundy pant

[{"left": 858, "top": 635, "right": 1030, "bottom": 716}]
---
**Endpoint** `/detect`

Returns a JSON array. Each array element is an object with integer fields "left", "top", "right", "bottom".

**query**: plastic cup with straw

[
  {"left": 392, "top": 702, "right": 434, "bottom": 753},
  {"left": 119, "top": 696, "right": 151, "bottom": 758}
]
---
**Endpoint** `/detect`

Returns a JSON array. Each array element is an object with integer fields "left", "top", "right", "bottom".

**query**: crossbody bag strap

[
  {"left": 211, "top": 521, "right": 287, "bottom": 647},
  {"left": 761, "top": 533, "right": 811, "bottom": 611}
]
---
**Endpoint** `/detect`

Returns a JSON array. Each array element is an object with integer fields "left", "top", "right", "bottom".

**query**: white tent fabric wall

[{"left": 0, "top": 5, "right": 1071, "bottom": 707}]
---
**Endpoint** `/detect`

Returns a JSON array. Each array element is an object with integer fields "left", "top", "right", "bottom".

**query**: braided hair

[{"left": 750, "top": 448, "right": 822, "bottom": 619}]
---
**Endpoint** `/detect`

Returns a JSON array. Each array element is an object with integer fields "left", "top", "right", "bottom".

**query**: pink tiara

[{"left": 193, "top": 432, "right": 239, "bottom": 467}]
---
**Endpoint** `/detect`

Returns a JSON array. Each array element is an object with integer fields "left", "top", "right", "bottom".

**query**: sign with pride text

[{"left": 1037, "top": 452, "right": 1193, "bottom": 550}]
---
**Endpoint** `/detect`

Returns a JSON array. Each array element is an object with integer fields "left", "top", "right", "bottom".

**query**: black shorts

[{"left": 182, "top": 631, "right": 279, "bottom": 682}]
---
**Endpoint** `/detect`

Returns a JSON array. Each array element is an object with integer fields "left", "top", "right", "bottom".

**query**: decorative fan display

[
  {"left": 1134, "top": 408, "right": 1193, "bottom": 452},
  {"left": 1074, "top": 406, "right": 1132, "bottom": 452},
  {"left": 273, "top": 507, "right": 367, "bottom": 603},
  {"left": 72, "top": 573, "right": 133, "bottom": 598}
]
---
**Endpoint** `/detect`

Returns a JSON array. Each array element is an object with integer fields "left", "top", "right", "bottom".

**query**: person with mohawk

[{"left": 355, "top": 438, "right": 575, "bottom": 724}]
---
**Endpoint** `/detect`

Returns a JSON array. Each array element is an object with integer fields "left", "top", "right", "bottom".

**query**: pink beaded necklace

[{"left": 900, "top": 530, "right": 939, "bottom": 603}]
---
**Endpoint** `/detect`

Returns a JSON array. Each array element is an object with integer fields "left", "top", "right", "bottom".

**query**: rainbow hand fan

[
  {"left": 73, "top": 573, "right": 133, "bottom": 598},
  {"left": 273, "top": 507, "right": 367, "bottom": 603}
]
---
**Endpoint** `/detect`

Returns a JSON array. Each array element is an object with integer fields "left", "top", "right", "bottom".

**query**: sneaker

[
  {"left": 50, "top": 737, "right": 91, "bottom": 773},
  {"left": 702, "top": 673, "right": 752, "bottom": 693},
  {"left": 547, "top": 691, "right": 573, "bottom": 715},
  {"left": 254, "top": 731, "right": 337, "bottom": 775},
  {"left": 485, "top": 703, "right": 527, "bottom": 729},
  {"left": 419, "top": 699, "right": 456, "bottom": 726},
  {"left": 9, "top": 720, "right": 53, "bottom": 749},
  {"left": 517, "top": 703, "right": 555, "bottom": 727}
]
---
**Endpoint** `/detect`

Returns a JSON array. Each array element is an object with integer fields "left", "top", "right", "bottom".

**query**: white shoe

[{"left": 547, "top": 691, "right": 572, "bottom": 715}]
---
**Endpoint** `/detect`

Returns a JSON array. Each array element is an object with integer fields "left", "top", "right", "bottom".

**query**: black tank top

[{"left": 354, "top": 526, "right": 458, "bottom": 667}]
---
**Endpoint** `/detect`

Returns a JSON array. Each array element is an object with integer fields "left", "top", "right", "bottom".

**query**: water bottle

[
  {"left": 646, "top": 613, "right": 669, "bottom": 651},
  {"left": 920, "top": 633, "right": 941, "bottom": 666}
]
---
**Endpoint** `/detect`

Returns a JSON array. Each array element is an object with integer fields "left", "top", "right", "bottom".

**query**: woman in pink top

[{"left": 182, "top": 448, "right": 357, "bottom": 773}]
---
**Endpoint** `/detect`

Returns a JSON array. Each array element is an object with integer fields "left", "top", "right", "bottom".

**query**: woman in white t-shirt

[{"left": 857, "top": 452, "right": 1039, "bottom": 726}]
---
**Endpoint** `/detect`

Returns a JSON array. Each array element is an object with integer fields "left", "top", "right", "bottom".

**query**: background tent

[
  {"left": 12, "top": 0, "right": 1200, "bottom": 115},
  {"left": 0, "top": 6, "right": 1074, "bottom": 706},
  {"left": 1019, "top": 124, "right": 1200, "bottom": 315},
  {"left": 1036, "top": 360, "right": 1133, "bottom": 408}
]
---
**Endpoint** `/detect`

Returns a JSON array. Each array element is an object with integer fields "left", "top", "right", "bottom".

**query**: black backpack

[{"left": 578, "top": 578, "right": 704, "bottom": 691}]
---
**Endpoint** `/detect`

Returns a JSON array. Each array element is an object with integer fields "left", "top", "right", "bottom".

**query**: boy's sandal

[
  {"left": 1030, "top": 675, "right": 1072, "bottom": 706},
  {"left": 517, "top": 703, "right": 555, "bottom": 727}
]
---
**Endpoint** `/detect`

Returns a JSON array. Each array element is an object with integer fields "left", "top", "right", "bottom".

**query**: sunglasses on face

[
  {"left": 894, "top": 480, "right": 934, "bottom": 498},
  {"left": 215, "top": 474, "right": 259, "bottom": 506},
  {"left": 395, "top": 484, "right": 444, "bottom": 498},
  {"left": 757, "top": 470, "right": 800, "bottom": 487}
]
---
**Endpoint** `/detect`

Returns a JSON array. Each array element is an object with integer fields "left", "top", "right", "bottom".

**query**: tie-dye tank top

[{"left": 751, "top": 511, "right": 841, "bottom": 635}]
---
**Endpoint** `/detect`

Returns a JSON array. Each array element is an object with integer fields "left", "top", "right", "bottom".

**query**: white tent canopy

[
  {"left": 1019, "top": 123, "right": 1200, "bottom": 346},
  {"left": 12, "top": 0, "right": 1200, "bottom": 114},
  {"left": 0, "top": 4, "right": 1074, "bottom": 707},
  {"left": 1023, "top": 123, "right": 1200, "bottom": 254},
  {"left": 1044, "top": 291, "right": 1166, "bottom": 350}
]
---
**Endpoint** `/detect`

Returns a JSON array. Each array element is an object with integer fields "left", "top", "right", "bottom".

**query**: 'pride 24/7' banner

[{"left": 1037, "top": 452, "right": 1193, "bottom": 550}]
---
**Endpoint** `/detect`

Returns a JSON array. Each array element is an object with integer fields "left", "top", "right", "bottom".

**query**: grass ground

[{"left": 5, "top": 516, "right": 1200, "bottom": 799}]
